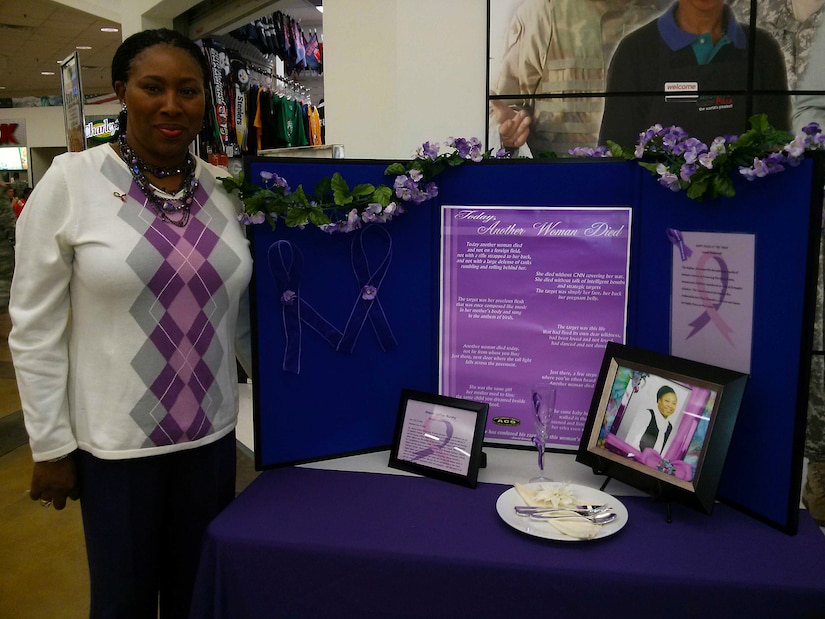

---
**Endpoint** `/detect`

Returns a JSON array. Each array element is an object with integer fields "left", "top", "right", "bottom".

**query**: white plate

[{"left": 495, "top": 482, "right": 628, "bottom": 542}]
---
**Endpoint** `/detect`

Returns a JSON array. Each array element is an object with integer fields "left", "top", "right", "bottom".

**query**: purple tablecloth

[{"left": 191, "top": 467, "right": 825, "bottom": 618}]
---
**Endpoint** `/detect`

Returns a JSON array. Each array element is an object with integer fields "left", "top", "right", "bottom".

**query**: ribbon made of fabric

[
  {"left": 267, "top": 225, "right": 399, "bottom": 373},
  {"left": 268, "top": 240, "right": 343, "bottom": 374},
  {"left": 603, "top": 433, "right": 693, "bottom": 481},
  {"left": 337, "top": 224, "right": 398, "bottom": 353}
]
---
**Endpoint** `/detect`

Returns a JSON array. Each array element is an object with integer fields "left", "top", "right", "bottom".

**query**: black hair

[
  {"left": 111, "top": 28, "right": 209, "bottom": 134},
  {"left": 111, "top": 28, "right": 208, "bottom": 89},
  {"left": 656, "top": 385, "right": 676, "bottom": 401}
]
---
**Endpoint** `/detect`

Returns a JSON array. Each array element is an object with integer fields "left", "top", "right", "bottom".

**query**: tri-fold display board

[{"left": 246, "top": 156, "right": 822, "bottom": 534}]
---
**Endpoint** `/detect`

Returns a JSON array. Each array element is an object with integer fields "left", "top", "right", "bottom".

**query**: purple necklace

[{"left": 118, "top": 132, "right": 199, "bottom": 227}]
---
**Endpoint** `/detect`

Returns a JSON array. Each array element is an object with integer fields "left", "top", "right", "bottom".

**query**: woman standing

[{"left": 9, "top": 29, "right": 252, "bottom": 617}]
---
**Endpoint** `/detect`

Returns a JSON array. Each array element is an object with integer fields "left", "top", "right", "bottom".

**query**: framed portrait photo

[
  {"left": 389, "top": 389, "right": 489, "bottom": 488},
  {"left": 576, "top": 342, "right": 748, "bottom": 513}
]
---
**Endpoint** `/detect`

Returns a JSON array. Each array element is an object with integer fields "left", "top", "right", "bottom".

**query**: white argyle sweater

[{"left": 9, "top": 144, "right": 252, "bottom": 461}]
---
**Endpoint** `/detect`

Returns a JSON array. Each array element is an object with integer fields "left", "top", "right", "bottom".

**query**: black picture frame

[
  {"left": 389, "top": 389, "right": 489, "bottom": 488},
  {"left": 576, "top": 342, "right": 748, "bottom": 513}
]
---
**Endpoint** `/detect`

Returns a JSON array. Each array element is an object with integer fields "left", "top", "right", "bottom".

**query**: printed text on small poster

[
  {"left": 669, "top": 230, "right": 755, "bottom": 374},
  {"left": 440, "top": 206, "right": 631, "bottom": 448}
]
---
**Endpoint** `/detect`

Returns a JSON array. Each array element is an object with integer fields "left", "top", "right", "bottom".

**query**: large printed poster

[{"left": 440, "top": 206, "right": 631, "bottom": 448}]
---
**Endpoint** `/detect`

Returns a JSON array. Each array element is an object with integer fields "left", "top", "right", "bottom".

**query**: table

[{"left": 191, "top": 464, "right": 825, "bottom": 618}]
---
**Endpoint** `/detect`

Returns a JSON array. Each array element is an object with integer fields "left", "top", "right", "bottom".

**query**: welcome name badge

[{"left": 664, "top": 81, "right": 698, "bottom": 102}]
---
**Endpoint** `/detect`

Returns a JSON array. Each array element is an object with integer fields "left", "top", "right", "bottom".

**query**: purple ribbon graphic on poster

[
  {"left": 666, "top": 228, "right": 693, "bottom": 261},
  {"left": 409, "top": 414, "right": 455, "bottom": 462},
  {"left": 440, "top": 206, "right": 631, "bottom": 448},
  {"left": 685, "top": 252, "right": 734, "bottom": 345}
]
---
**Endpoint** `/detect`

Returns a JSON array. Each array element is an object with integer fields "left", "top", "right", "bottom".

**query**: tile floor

[{"left": 0, "top": 310, "right": 259, "bottom": 618}]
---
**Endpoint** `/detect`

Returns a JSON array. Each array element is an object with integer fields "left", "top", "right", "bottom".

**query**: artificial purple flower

[
  {"left": 394, "top": 174, "right": 414, "bottom": 201},
  {"left": 448, "top": 136, "right": 483, "bottom": 162},
  {"left": 656, "top": 163, "right": 681, "bottom": 191},
  {"left": 679, "top": 138, "right": 708, "bottom": 163},
  {"left": 680, "top": 163, "right": 697, "bottom": 181},
  {"left": 569, "top": 145, "right": 610, "bottom": 157},
  {"left": 740, "top": 157, "right": 771, "bottom": 180},
  {"left": 361, "top": 203, "right": 383, "bottom": 223},
  {"left": 698, "top": 151, "right": 717, "bottom": 169},
  {"left": 802, "top": 122, "right": 822, "bottom": 136},
  {"left": 417, "top": 141, "right": 439, "bottom": 160},
  {"left": 657, "top": 126, "right": 688, "bottom": 153},
  {"left": 261, "top": 170, "right": 291, "bottom": 193},
  {"left": 237, "top": 211, "right": 266, "bottom": 225},
  {"left": 280, "top": 290, "right": 297, "bottom": 305},
  {"left": 785, "top": 134, "right": 807, "bottom": 159},
  {"left": 361, "top": 285, "right": 378, "bottom": 301},
  {"left": 709, "top": 136, "right": 727, "bottom": 155}
]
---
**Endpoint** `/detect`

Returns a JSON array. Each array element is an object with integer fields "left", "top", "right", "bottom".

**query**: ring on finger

[{"left": 40, "top": 499, "right": 52, "bottom": 508}]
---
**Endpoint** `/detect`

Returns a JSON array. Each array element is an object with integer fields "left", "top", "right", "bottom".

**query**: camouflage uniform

[
  {"left": 493, "top": 0, "right": 666, "bottom": 155},
  {"left": 728, "top": 0, "right": 825, "bottom": 89}
]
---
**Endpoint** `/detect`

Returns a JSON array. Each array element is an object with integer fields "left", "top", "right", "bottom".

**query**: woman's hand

[{"left": 30, "top": 455, "right": 80, "bottom": 510}]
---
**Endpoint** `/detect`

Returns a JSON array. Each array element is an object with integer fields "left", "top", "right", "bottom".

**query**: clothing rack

[
  {"left": 274, "top": 75, "right": 311, "bottom": 104},
  {"left": 211, "top": 34, "right": 312, "bottom": 103}
]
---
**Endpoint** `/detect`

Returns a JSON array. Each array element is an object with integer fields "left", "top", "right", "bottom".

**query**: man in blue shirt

[{"left": 599, "top": 0, "right": 791, "bottom": 146}]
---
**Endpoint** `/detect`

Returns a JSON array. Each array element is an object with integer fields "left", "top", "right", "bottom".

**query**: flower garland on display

[
  {"left": 571, "top": 114, "right": 825, "bottom": 201},
  {"left": 222, "top": 116, "right": 825, "bottom": 232},
  {"left": 220, "top": 137, "right": 508, "bottom": 233}
]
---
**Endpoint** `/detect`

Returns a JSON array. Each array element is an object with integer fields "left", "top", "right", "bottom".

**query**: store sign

[
  {"left": 0, "top": 119, "right": 25, "bottom": 145},
  {"left": 85, "top": 117, "right": 118, "bottom": 143}
]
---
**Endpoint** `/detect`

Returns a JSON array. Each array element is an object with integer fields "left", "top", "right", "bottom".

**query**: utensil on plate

[
  {"left": 530, "top": 511, "right": 618, "bottom": 525},
  {"left": 514, "top": 504, "right": 610, "bottom": 516}
]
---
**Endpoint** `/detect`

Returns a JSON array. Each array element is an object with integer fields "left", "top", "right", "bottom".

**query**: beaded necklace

[{"left": 118, "top": 131, "right": 199, "bottom": 227}]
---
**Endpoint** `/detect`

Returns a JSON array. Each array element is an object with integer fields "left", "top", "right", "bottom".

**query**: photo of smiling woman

[{"left": 622, "top": 384, "right": 680, "bottom": 454}]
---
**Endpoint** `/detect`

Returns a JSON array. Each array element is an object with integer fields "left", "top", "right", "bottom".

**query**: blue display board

[
  {"left": 246, "top": 156, "right": 821, "bottom": 534},
  {"left": 246, "top": 159, "right": 440, "bottom": 466}
]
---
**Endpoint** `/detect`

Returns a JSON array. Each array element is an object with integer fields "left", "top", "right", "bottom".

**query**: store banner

[
  {"left": 440, "top": 206, "right": 631, "bottom": 449},
  {"left": 60, "top": 52, "right": 85, "bottom": 152}
]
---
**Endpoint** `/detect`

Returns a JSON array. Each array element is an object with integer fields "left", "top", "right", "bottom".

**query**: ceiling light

[
  {"left": 76, "top": 46, "right": 92, "bottom": 50},
  {"left": 100, "top": 27, "right": 119, "bottom": 33},
  {"left": 41, "top": 71, "right": 55, "bottom": 76}
]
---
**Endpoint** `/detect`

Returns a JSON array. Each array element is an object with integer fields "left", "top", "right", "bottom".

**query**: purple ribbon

[
  {"left": 337, "top": 224, "right": 398, "bottom": 353},
  {"left": 268, "top": 241, "right": 343, "bottom": 374},
  {"left": 686, "top": 253, "right": 734, "bottom": 345},
  {"left": 409, "top": 415, "right": 455, "bottom": 462},
  {"left": 666, "top": 228, "right": 693, "bottom": 261}
]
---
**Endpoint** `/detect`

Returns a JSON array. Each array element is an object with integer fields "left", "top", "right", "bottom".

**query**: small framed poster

[
  {"left": 577, "top": 342, "right": 748, "bottom": 513},
  {"left": 60, "top": 52, "right": 85, "bottom": 152},
  {"left": 389, "top": 389, "right": 489, "bottom": 488}
]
